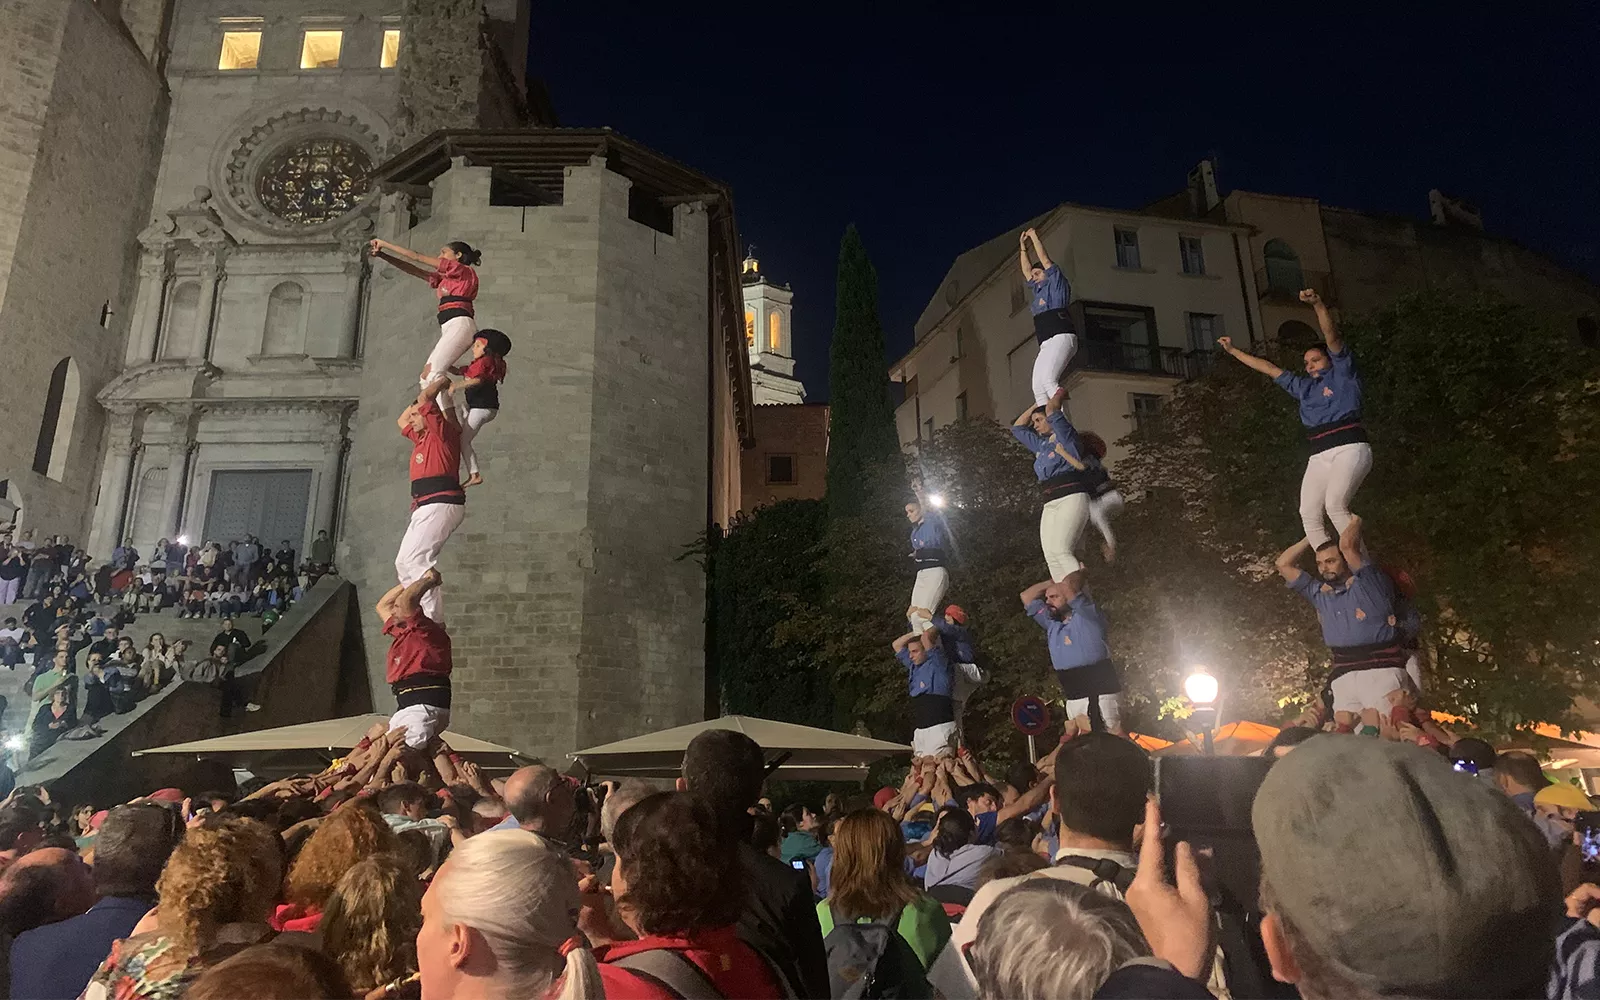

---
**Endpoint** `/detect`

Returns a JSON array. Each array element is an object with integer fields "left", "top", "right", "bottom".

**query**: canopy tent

[
  {"left": 133, "top": 715, "right": 533, "bottom": 777},
  {"left": 1152, "top": 721, "right": 1282, "bottom": 757},
  {"left": 568, "top": 716, "right": 909, "bottom": 782}
]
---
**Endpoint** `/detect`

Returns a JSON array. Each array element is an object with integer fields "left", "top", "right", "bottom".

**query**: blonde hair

[
  {"left": 154, "top": 817, "right": 283, "bottom": 957},
  {"left": 433, "top": 831, "right": 602, "bottom": 1000},
  {"left": 320, "top": 855, "right": 421, "bottom": 993},
  {"left": 285, "top": 802, "right": 398, "bottom": 907}
]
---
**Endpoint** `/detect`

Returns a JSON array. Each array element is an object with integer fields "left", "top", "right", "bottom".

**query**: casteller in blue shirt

[
  {"left": 1027, "top": 264, "right": 1071, "bottom": 316},
  {"left": 1273, "top": 345, "right": 1365, "bottom": 446},
  {"left": 1026, "top": 591, "right": 1111, "bottom": 670},
  {"left": 1288, "top": 562, "right": 1400, "bottom": 650}
]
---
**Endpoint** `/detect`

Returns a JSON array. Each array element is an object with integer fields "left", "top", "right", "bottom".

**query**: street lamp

[{"left": 1184, "top": 667, "right": 1221, "bottom": 755}]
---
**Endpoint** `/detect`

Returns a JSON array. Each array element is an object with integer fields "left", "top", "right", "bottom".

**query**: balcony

[
  {"left": 1072, "top": 338, "right": 1213, "bottom": 381},
  {"left": 1256, "top": 265, "right": 1336, "bottom": 304}
]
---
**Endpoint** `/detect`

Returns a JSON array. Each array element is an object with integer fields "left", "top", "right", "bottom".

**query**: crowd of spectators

[
  {"left": 2, "top": 721, "right": 1599, "bottom": 1000},
  {"left": 0, "top": 526, "right": 338, "bottom": 771}
]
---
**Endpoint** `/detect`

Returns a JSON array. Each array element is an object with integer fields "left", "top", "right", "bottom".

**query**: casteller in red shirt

[
  {"left": 596, "top": 926, "right": 783, "bottom": 1000},
  {"left": 403, "top": 399, "right": 464, "bottom": 511},
  {"left": 429, "top": 257, "right": 478, "bottom": 318},
  {"left": 384, "top": 608, "right": 452, "bottom": 711}
]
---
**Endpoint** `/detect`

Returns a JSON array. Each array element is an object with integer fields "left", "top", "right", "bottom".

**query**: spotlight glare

[
  {"left": 1183, "top": 670, "right": 1219, "bottom": 706},
  {"left": 927, "top": 494, "right": 946, "bottom": 508}
]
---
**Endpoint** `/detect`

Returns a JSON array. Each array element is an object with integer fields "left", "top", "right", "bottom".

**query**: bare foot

[
  {"left": 1102, "top": 541, "right": 1117, "bottom": 564},
  {"left": 464, "top": 473, "right": 484, "bottom": 488}
]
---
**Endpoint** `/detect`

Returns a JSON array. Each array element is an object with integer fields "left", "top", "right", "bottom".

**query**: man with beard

[
  {"left": 1020, "top": 571, "right": 1122, "bottom": 737},
  {"left": 1277, "top": 514, "right": 1413, "bottom": 733}
]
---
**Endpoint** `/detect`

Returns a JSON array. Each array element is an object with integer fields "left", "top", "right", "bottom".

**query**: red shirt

[
  {"left": 596, "top": 927, "right": 782, "bottom": 1000},
  {"left": 463, "top": 353, "right": 506, "bottom": 384},
  {"left": 402, "top": 400, "right": 463, "bottom": 509},
  {"left": 428, "top": 258, "right": 478, "bottom": 313},
  {"left": 383, "top": 611, "right": 452, "bottom": 685}
]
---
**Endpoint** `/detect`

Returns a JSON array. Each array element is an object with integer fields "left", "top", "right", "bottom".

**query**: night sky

[{"left": 531, "top": 7, "right": 1599, "bottom": 402}]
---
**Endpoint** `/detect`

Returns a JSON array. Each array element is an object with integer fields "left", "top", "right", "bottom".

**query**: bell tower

[{"left": 741, "top": 252, "right": 805, "bottom": 405}]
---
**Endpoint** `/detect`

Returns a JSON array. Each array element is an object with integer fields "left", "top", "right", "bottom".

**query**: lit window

[
  {"left": 1180, "top": 235, "right": 1206, "bottom": 275},
  {"left": 219, "top": 31, "right": 261, "bottom": 70},
  {"left": 1114, "top": 228, "right": 1141, "bottom": 269},
  {"left": 768, "top": 311, "right": 782, "bottom": 352},
  {"left": 301, "top": 30, "right": 343, "bottom": 69},
  {"left": 381, "top": 29, "right": 401, "bottom": 68},
  {"left": 744, "top": 311, "right": 755, "bottom": 349}
]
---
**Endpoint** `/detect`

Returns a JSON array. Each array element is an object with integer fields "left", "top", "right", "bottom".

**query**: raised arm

[
  {"left": 373, "top": 251, "right": 433, "bottom": 282},
  {"left": 381, "top": 569, "right": 441, "bottom": 621},
  {"left": 997, "top": 771, "right": 1052, "bottom": 824},
  {"left": 1300, "top": 289, "right": 1343, "bottom": 354},
  {"left": 1018, "top": 231, "right": 1034, "bottom": 279},
  {"left": 1275, "top": 539, "right": 1311, "bottom": 584},
  {"left": 891, "top": 630, "right": 919, "bottom": 655},
  {"left": 369, "top": 238, "right": 444, "bottom": 271},
  {"left": 1338, "top": 514, "right": 1366, "bottom": 572},
  {"left": 1027, "top": 229, "right": 1053, "bottom": 270},
  {"left": 1020, "top": 579, "right": 1051, "bottom": 608},
  {"left": 1216, "top": 336, "right": 1284, "bottom": 379}
]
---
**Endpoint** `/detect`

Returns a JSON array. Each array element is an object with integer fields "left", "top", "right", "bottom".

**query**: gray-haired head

[
  {"left": 599, "top": 779, "right": 656, "bottom": 843},
  {"left": 967, "top": 879, "right": 1150, "bottom": 1000}
]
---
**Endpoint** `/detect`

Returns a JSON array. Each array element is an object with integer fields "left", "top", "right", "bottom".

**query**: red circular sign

[{"left": 1011, "top": 695, "right": 1051, "bottom": 736}]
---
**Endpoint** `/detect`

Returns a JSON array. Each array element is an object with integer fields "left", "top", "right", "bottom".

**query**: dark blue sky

[{"left": 532, "top": 6, "right": 1599, "bottom": 401}]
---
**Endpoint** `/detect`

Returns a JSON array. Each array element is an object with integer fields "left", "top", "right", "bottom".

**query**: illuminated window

[
  {"left": 218, "top": 31, "right": 261, "bottom": 70},
  {"left": 381, "top": 29, "right": 401, "bottom": 68},
  {"left": 768, "top": 311, "right": 782, "bottom": 352},
  {"left": 301, "top": 30, "right": 343, "bottom": 69},
  {"left": 745, "top": 311, "right": 755, "bottom": 349}
]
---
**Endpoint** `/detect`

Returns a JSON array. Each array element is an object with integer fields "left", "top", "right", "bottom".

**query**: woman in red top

[
  {"left": 450, "top": 328, "right": 510, "bottom": 488},
  {"left": 596, "top": 791, "right": 785, "bottom": 999},
  {"left": 368, "top": 237, "right": 482, "bottom": 390}
]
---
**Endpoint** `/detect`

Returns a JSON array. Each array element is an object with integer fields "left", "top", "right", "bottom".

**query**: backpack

[
  {"left": 1053, "top": 855, "right": 1135, "bottom": 895},
  {"left": 821, "top": 903, "right": 931, "bottom": 999}
]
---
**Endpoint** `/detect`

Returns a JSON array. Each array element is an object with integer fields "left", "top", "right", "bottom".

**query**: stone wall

[
  {"left": 741, "top": 403, "right": 829, "bottom": 509},
  {"left": 0, "top": 0, "right": 167, "bottom": 541},
  {"left": 340, "top": 158, "right": 711, "bottom": 760},
  {"left": 395, "top": 0, "right": 487, "bottom": 144}
]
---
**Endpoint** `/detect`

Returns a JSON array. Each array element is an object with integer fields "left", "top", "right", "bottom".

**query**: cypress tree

[{"left": 825, "top": 225, "right": 901, "bottom": 517}]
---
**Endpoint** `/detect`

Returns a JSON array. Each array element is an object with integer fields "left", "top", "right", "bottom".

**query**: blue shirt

[
  {"left": 9, "top": 894, "right": 155, "bottom": 1000},
  {"left": 909, "top": 512, "right": 950, "bottom": 562},
  {"left": 1287, "top": 564, "right": 1399, "bottom": 648},
  {"left": 896, "top": 644, "right": 953, "bottom": 699},
  {"left": 1010, "top": 411, "right": 1092, "bottom": 483},
  {"left": 1027, "top": 264, "right": 1071, "bottom": 314},
  {"left": 974, "top": 809, "right": 998, "bottom": 845},
  {"left": 1027, "top": 593, "right": 1111, "bottom": 669},
  {"left": 932, "top": 617, "right": 975, "bottom": 665},
  {"left": 1272, "top": 346, "right": 1363, "bottom": 429}
]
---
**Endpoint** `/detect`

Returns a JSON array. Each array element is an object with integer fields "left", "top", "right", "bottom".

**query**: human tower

[{"left": 896, "top": 229, "right": 1438, "bottom": 754}]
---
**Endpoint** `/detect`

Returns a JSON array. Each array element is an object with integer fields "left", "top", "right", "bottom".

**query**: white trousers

[
  {"left": 395, "top": 502, "right": 465, "bottom": 622},
  {"left": 1405, "top": 651, "right": 1422, "bottom": 693},
  {"left": 1088, "top": 489, "right": 1125, "bottom": 554},
  {"left": 1040, "top": 493, "right": 1090, "bottom": 582},
  {"left": 952, "top": 662, "right": 985, "bottom": 744},
  {"left": 1299, "top": 442, "right": 1373, "bottom": 548},
  {"left": 1065, "top": 693, "right": 1122, "bottom": 733},
  {"left": 389, "top": 704, "right": 450, "bottom": 749},
  {"left": 908, "top": 567, "right": 949, "bottom": 631},
  {"left": 1329, "top": 667, "right": 1413, "bottom": 716},
  {"left": 459, "top": 406, "right": 498, "bottom": 477},
  {"left": 1031, "top": 333, "right": 1079, "bottom": 406},
  {"left": 422, "top": 315, "right": 478, "bottom": 388},
  {"left": 912, "top": 722, "right": 958, "bottom": 758}
]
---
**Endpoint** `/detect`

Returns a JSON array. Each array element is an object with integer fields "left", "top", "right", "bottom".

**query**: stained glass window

[{"left": 256, "top": 137, "right": 371, "bottom": 226}]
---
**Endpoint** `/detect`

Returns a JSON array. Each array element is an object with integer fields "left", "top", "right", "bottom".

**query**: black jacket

[{"left": 737, "top": 841, "right": 830, "bottom": 999}]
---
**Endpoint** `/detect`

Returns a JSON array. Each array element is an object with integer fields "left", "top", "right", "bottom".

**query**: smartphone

[
  {"left": 1576, "top": 811, "right": 1600, "bottom": 862},
  {"left": 1154, "top": 757, "right": 1273, "bottom": 915},
  {"left": 790, "top": 859, "right": 807, "bottom": 871}
]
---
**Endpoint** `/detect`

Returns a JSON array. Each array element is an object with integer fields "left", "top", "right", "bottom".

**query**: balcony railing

[
  {"left": 1072, "top": 339, "right": 1213, "bottom": 381},
  {"left": 1256, "top": 265, "right": 1336, "bottom": 304}
]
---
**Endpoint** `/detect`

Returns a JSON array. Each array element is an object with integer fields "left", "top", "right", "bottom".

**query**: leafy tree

[{"left": 824, "top": 225, "right": 901, "bottom": 518}]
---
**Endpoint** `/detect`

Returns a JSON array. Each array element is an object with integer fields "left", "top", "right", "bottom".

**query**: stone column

[
  {"left": 153, "top": 407, "right": 192, "bottom": 542},
  {"left": 86, "top": 412, "right": 139, "bottom": 558},
  {"left": 313, "top": 412, "right": 347, "bottom": 541},
  {"left": 192, "top": 247, "right": 227, "bottom": 362},
  {"left": 126, "top": 251, "right": 171, "bottom": 365},
  {"left": 339, "top": 256, "right": 367, "bottom": 358}
]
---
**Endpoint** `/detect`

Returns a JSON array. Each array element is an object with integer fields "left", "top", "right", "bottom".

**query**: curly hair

[
  {"left": 155, "top": 816, "right": 283, "bottom": 957},
  {"left": 285, "top": 802, "right": 399, "bottom": 907},
  {"left": 320, "top": 855, "right": 421, "bottom": 993},
  {"left": 611, "top": 791, "right": 743, "bottom": 936}
]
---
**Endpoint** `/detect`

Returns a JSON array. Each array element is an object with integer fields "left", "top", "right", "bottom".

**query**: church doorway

[{"left": 202, "top": 469, "right": 312, "bottom": 553}]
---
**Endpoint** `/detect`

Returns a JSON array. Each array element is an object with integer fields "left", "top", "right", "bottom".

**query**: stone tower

[{"left": 741, "top": 254, "right": 806, "bottom": 404}]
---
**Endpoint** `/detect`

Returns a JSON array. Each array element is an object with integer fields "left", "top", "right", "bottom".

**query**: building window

[
  {"left": 1179, "top": 235, "right": 1206, "bottom": 275},
  {"left": 955, "top": 392, "right": 968, "bottom": 422},
  {"left": 1114, "top": 228, "right": 1142, "bottom": 269},
  {"left": 744, "top": 311, "right": 755, "bottom": 349},
  {"left": 768, "top": 311, "right": 782, "bottom": 353},
  {"left": 1130, "top": 393, "right": 1166, "bottom": 438},
  {"left": 1185, "top": 313, "right": 1221, "bottom": 353},
  {"left": 1262, "top": 239, "right": 1303, "bottom": 292},
  {"left": 381, "top": 29, "right": 401, "bottom": 68},
  {"left": 923, "top": 417, "right": 934, "bottom": 441},
  {"left": 218, "top": 30, "right": 261, "bottom": 70},
  {"left": 300, "top": 30, "right": 343, "bottom": 69},
  {"left": 766, "top": 455, "right": 796, "bottom": 485}
]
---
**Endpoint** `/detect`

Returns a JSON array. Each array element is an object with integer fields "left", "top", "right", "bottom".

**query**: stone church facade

[{"left": 1, "top": 0, "right": 754, "bottom": 756}]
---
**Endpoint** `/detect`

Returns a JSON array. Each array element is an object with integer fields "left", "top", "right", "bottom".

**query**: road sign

[{"left": 1011, "top": 695, "right": 1051, "bottom": 737}]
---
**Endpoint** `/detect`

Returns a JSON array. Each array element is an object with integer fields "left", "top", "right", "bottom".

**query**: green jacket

[{"left": 816, "top": 893, "right": 951, "bottom": 970}]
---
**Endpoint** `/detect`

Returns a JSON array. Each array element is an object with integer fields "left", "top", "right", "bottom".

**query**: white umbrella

[{"left": 568, "top": 715, "right": 909, "bottom": 782}]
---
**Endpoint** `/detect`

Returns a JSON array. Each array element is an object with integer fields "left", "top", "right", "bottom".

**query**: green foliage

[{"left": 825, "top": 225, "right": 901, "bottom": 518}]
